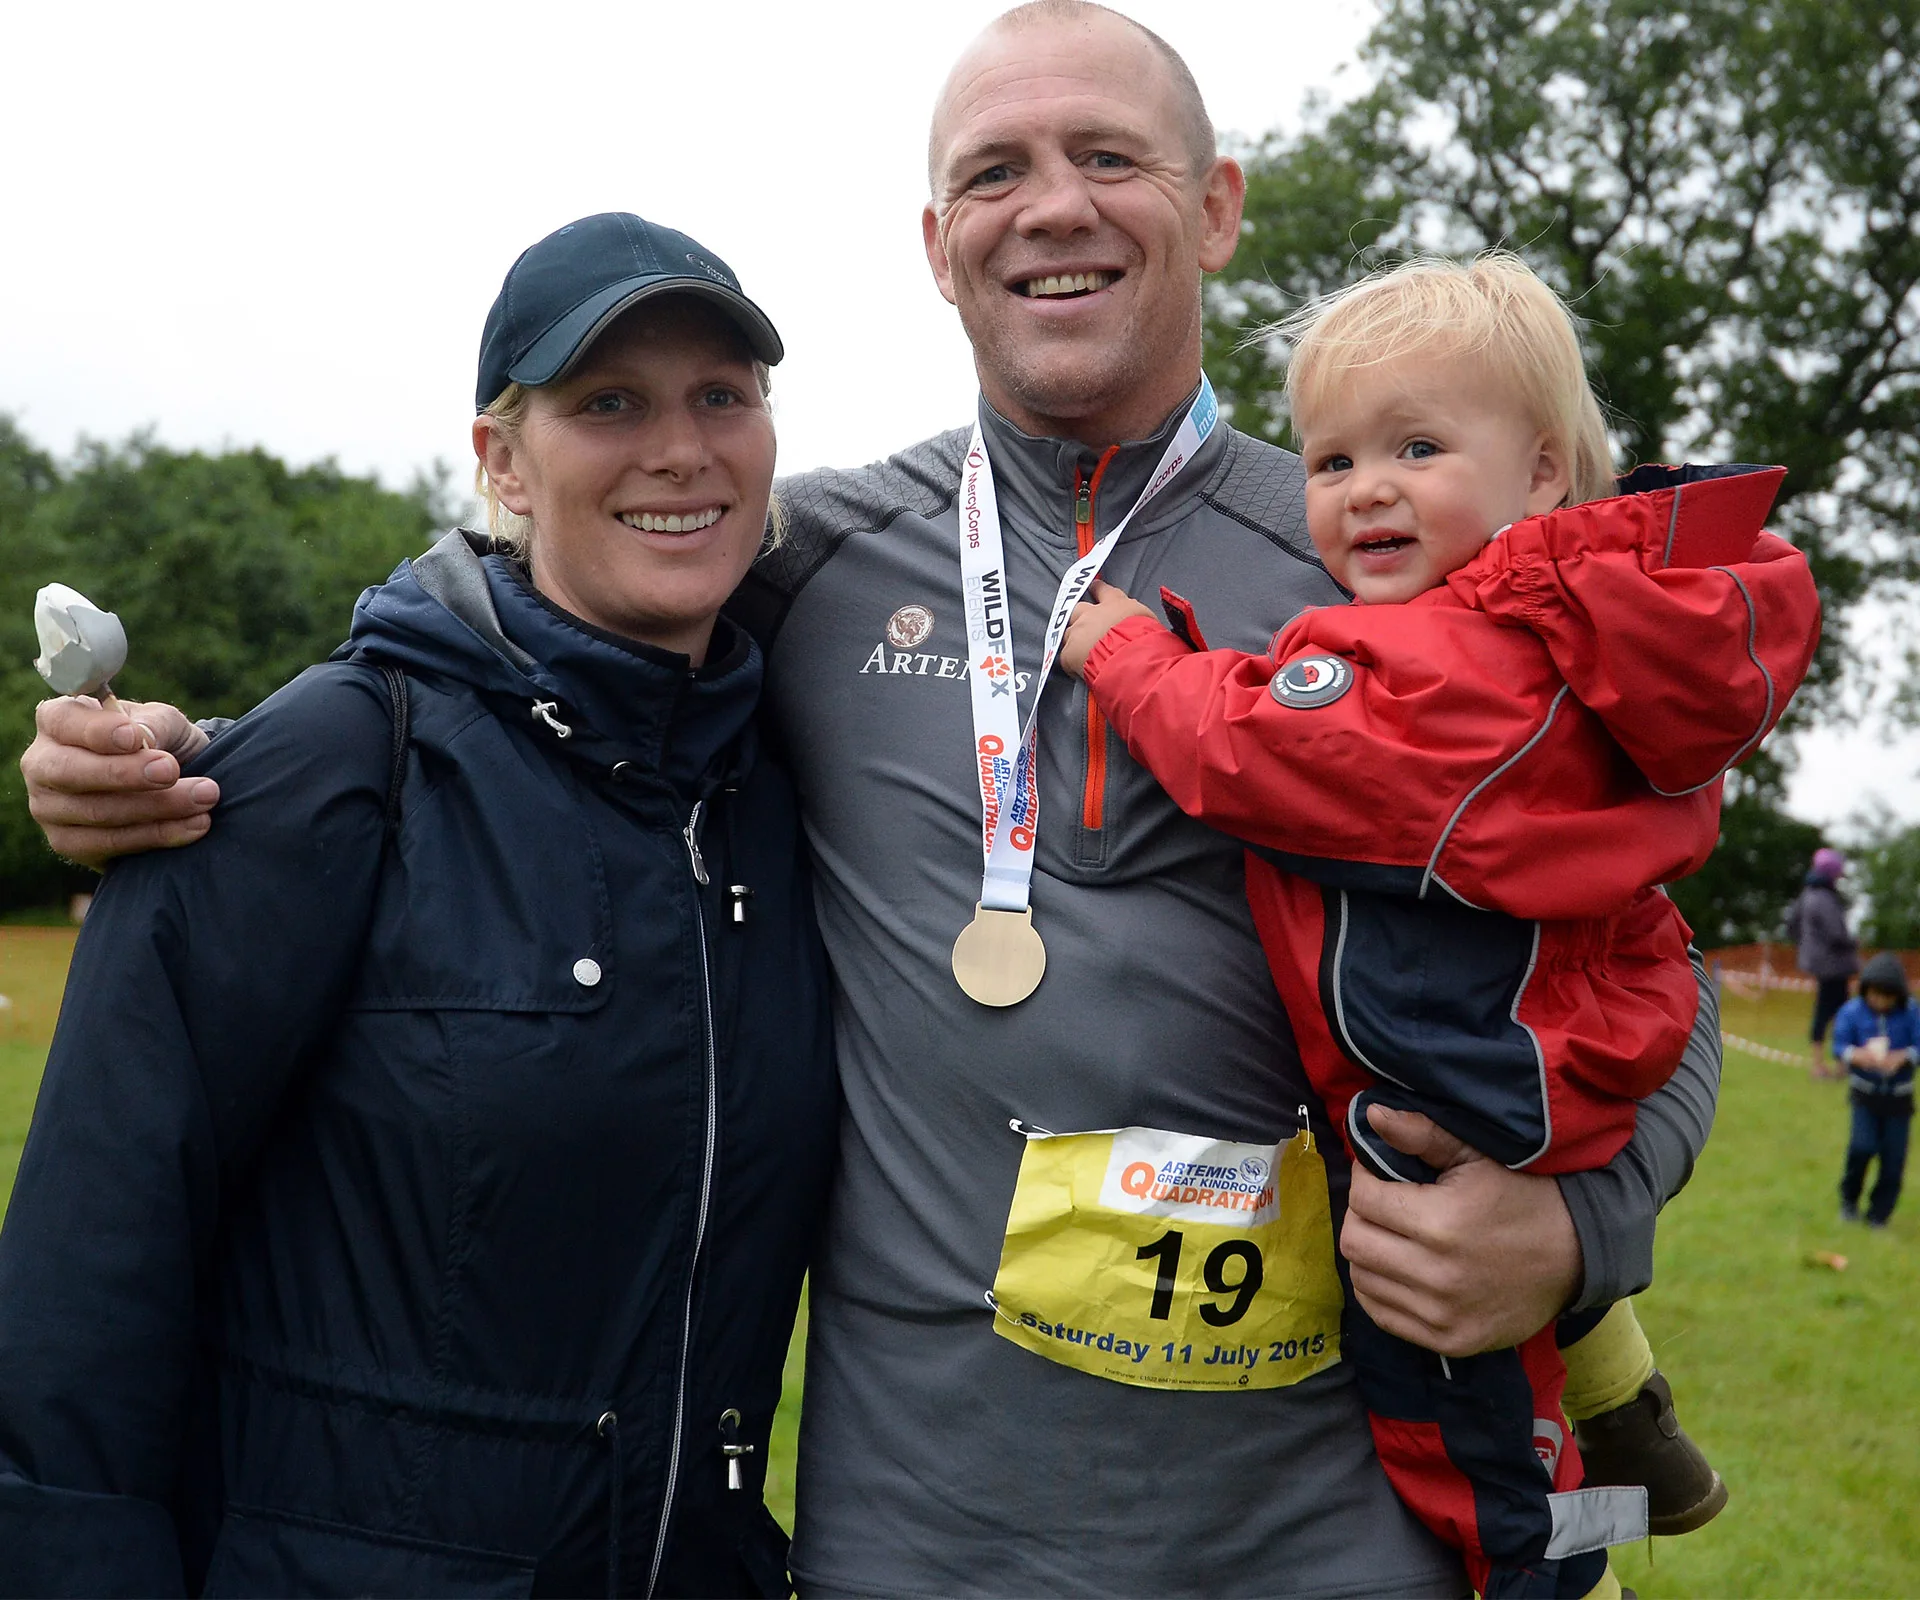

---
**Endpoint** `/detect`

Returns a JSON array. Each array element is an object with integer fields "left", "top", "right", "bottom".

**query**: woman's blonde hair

[
  {"left": 473, "top": 356, "right": 784, "bottom": 557},
  {"left": 1280, "top": 252, "right": 1617, "bottom": 507},
  {"left": 475, "top": 382, "right": 538, "bottom": 553}
]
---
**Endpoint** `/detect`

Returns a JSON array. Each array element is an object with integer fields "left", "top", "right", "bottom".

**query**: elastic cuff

[
  {"left": 1080, "top": 613, "right": 1184, "bottom": 689},
  {"left": 1559, "top": 1165, "right": 1656, "bottom": 1311}
]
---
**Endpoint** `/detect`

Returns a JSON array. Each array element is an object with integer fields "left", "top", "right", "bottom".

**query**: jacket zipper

[
  {"left": 1075, "top": 448, "right": 1121, "bottom": 832},
  {"left": 645, "top": 798, "right": 720, "bottom": 1598}
]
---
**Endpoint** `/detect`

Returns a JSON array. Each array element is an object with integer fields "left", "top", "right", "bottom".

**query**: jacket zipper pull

[
  {"left": 1074, "top": 474, "right": 1092, "bottom": 535},
  {"left": 718, "top": 1408, "right": 753, "bottom": 1491},
  {"left": 683, "top": 801, "right": 709, "bottom": 886},
  {"left": 719, "top": 784, "right": 749, "bottom": 922}
]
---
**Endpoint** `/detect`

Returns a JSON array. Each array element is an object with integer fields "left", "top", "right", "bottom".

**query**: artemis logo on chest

[
  {"left": 886, "top": 605, "right": 935, "bottom": 649},
  {"left": 861, "top": 604, "right": 1033, "bottom": 691},
  {"left": 1270, "top": 654, "right": 1354, "bottom": 709}
]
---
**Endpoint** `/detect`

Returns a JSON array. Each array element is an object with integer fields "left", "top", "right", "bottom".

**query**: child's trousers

[
  {"left": 1337, "top": 1087, "right": 1647, "bottom": 1596},
  {"left": 1342, "top": 1285, "right": 1640, "bottom": 1598},
  {"left": 1843, "top": 1104, "right": 1910, "bottom": 1224}
]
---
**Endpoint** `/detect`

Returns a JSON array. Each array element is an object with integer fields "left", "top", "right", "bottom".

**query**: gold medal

[{"left": 952, "top": 904, "right": 1047, "bottom": 1007}]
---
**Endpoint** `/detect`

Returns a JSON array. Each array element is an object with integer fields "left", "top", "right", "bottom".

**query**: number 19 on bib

[{"left": 987, "top": 1122, "right": 1344, "bottom": 1392}]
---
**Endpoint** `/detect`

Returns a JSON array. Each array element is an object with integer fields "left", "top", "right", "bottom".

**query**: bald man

[{"left": 22, "top": 5, "right": 1719, "bottom": 1594}]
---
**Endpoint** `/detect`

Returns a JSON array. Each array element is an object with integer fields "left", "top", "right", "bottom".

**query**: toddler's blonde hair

[{"left": 1281, "top": 252, "right": 1617, "bottom": 507}]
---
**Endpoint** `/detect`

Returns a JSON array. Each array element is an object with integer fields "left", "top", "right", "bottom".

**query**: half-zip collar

[
  {"left": 346, "top": 530, "right": 760, "bottom": 800},
  {"left": 976, "top": 380, "right": 1229, "bottom": 552},
  {"left": 973, "top": 385, "right": 1225, "bottom": 843}
]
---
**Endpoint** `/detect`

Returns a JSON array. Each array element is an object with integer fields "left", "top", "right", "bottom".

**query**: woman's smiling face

[{"left": 475, "top": 299, "right": 775, "bottom": 662}]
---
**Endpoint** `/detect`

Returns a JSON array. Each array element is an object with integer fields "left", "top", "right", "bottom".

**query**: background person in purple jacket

[{"left": 1785, "top": 846, "right": 1860, "bottom": 1078}]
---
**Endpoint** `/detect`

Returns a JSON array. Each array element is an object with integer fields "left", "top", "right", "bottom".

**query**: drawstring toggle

[{"left": 531, "top": 699, "right": 573, "bottom": 739}]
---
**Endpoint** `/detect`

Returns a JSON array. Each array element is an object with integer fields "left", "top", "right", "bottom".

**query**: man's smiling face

[{"left": 922, "top": 11, "right": 1243, "bottom": 447}]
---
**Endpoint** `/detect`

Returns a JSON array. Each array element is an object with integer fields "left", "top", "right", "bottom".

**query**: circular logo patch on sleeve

[{"left": 1270, "top": 654, "right": 1354, "bottom": 709}]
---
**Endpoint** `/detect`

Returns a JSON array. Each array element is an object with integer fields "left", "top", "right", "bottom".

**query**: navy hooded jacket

[{"left": 0, "top": 532, "right": 838, "bottom": 1596}]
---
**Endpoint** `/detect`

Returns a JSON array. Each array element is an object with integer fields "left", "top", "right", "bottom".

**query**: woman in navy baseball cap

[
  {"left": 473, "top": 211, "right": 787, "bottom": 665},
  {"left": 0, "top": 216, "right": 834, "bottom": 1597}
]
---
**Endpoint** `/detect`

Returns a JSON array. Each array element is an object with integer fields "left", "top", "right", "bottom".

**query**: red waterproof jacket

[{"left": 1083, "top": 465, "right": 1819, "bottom": 1174}]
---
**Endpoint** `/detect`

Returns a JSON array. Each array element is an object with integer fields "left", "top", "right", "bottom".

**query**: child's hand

[
  {"left": 1863, "top": 1042, "right": 1906, "bottom": 1075},
  {"left": 1058, "top": 580, "right": 1156, "bottom": 679}
]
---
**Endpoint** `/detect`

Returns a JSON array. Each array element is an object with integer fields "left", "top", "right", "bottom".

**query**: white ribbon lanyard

[{"left": 957, "top": 379, "right": 1218, "bottom": 915}]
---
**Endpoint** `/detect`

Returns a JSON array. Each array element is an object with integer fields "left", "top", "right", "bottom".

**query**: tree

[
  {"left": 0, "top": 418, "right": 57, "bottom": 534},
  {"left": 1849, "top": 807, "right": 1920, "bottom": 948},
  {"left": 1202, "top": 0, "right": 1920, "bottom": 944},
  {"left": 1663, "top": 749, "right": 1821, "bottom": 946},
  {"left": 1206, "top": 0, "right": 1920, "bottom": 717},
  {"left": 0, "top": 423, "right": 442, "bottom": 910}
]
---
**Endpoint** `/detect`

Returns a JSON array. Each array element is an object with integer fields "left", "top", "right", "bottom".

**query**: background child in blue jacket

[{"left": 1831, "top": 952, "right": 1918, "bottom": 1227}]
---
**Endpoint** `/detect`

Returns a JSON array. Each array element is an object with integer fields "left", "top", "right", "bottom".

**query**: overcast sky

[{"left": 5, "top": 0, "right": 1914, "bottom": 829}]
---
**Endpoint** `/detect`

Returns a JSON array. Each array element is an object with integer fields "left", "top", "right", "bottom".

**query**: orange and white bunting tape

[
  {"left": 1720, "top": 1030, "right": 1814, "bottom": 1067},
  {"left": 1716, "top": 968, "right": 1816, "bottom": 997}
]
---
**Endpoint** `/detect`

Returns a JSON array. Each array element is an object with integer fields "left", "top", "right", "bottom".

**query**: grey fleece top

[{"left": 734, "top": 392, "right": 1720, "bottom": 1599}]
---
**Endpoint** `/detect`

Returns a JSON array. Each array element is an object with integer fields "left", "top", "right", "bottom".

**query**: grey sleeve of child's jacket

[{"left": 1558, "top": 950, "right": 1721, "bottom": 1310}]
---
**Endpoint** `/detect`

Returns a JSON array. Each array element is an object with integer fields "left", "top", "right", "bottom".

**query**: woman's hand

[
  {"left": 22, "top": 696, "right": 217, "bottom": 868},
  {"left": 1058, "top": 580, "right": 1156, "bottom": 678},
  {"left": 1340, "top": 1105, "right": 1582, "bottom": 1357}
]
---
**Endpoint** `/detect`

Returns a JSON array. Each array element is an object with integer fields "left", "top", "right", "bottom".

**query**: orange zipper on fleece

[{"left": 1075, "top": 447, "right": 1121, "bottom": 831}]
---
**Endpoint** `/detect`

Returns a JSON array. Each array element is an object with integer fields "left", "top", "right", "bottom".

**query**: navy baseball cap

[{"left": 476, "top": 213, "right": 783, "bottom": 411}]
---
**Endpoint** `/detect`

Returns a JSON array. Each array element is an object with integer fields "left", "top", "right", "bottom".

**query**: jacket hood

[
  {"left": 1610, "top": 463, "right": 1787, "bottom": 565},
  {"left": 1441, "top": 460, "right": 1812, "bottom": 800},
  {"left": 1859, "top": 951, "right": 1910, "bottom": 1002},
  {"left": 1484, "top": 464, "right": 1787, "bottom": 580},
  {"left": 345, "top": 530, "right": 761, "bottom": 796}
]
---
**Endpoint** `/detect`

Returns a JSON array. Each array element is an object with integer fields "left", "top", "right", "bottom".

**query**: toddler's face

[{"left": 1298, "top": 351, "right": 1570, "bottom": 604}]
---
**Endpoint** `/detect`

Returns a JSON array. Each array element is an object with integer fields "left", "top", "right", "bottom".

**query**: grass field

[
  {"left": 1, "top": 930, "right": 1911, "bottom": 1594},
  {"left": 0, "top": 926, "right": 79, "bottom": 1208}
]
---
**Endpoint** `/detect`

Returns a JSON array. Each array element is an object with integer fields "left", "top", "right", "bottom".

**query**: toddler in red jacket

[{"left": 1060, "top": 253, "right": 1820, "bottom": 1600}]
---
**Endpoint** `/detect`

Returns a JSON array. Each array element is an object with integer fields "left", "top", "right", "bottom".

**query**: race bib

[{"left": 988, "top": 1122, "right": 1344, "bottom": 1391}]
